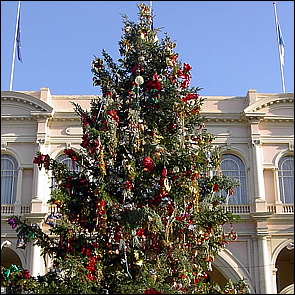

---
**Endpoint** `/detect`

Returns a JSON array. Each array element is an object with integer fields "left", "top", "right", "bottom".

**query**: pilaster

[{"left": 251, "top": 212, "right": 275, "bottom": 294}]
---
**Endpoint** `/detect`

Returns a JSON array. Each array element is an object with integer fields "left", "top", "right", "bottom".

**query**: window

[
  {"left": 1, "top": 154, "right": 18, "bottom": 204},
  {"left": 219, "top": 154, "right": 247, "bottom": 204},
  {"left": 51, "top": 153, "right": 80, "bottom": 190},
  {"left": 56, "top": 154, "right": 80, "bottom": 172},
  {"left": 278, "top": 155, "right": 294, "bottom": 204}
]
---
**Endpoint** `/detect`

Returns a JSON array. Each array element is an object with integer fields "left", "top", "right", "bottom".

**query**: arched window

[
  {"left": 220, "top": 154, "right": 247, "bottom": 204},
  {"left": 278, "top": 155, "right": 294, "bottom": 204},
  {"left": 1, "top": 154, "right": 18, "bottom": 204},
  {"left": 50, "top": 153, "right": 80, "bottom": 190},
  {"left": 56, "top": 154, "right": 80, "bottom": 172}
]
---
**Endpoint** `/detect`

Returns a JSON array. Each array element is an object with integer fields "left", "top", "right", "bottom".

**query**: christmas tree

[{"left": 2, "top": 3, "right": 249, "bottom": 294}]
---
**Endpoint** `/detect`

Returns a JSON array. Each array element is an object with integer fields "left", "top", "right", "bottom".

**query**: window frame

[
  {"left": 1, "top": 154, "right": 19, "bottom": 204},
  {"left": 50, "top": 153, "right": 81, "bottom": 190},
  {"left": 219, "top": 153, "right": 248, "bottom": 205},
  {"left": 278, "top": 155, "right": 294, "bottom": 204}
]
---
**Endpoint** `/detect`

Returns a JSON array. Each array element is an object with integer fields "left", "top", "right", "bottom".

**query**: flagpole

[
  {"left": 150, "top": 1, "right": 153, "bottom": 31},
  {"left": 9, "top": 1, "right": 21, "bottom": 91},
  {"left": 273, "top": 2, "right": 285, "bottom": 93}
]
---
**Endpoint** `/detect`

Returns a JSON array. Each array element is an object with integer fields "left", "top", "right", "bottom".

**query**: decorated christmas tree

[{"left": 2, "top": 3, "right": 249, "bottom": 294}]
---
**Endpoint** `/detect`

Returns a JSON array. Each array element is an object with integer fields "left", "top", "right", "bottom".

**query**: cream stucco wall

[{"left": 1, "top": 88, "right": 294, "bottom": 293}]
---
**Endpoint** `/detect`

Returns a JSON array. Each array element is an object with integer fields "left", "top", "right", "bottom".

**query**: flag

[
  {"left": 277, "top": 23, "right": 285, "bottom": 66},
  {"left": 273, "top": 2, "right": 286, "bottom": 93},
  {"left": 16, "top": 8, "right": 22, "bottom": 62}
]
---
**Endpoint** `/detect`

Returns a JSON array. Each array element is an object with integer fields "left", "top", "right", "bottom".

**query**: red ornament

[
  {"left": 145, "top": 73, "right": 161, "bottom": 92},
  {"left": 124, "top": 180, "right": 133, "bottom": 190},
  {"left": 182, "top": 93, "right": 199, "bottom": 103},
  {"left": 168, "top": 122, "right": 177, "bottom": 130},
  {"left": 161, "top": 167, "right": 167, "bottom": 177},
  {"left": 142, "top": 156, "right": 154, "bottom": 171},
  {"left": 145, "top": 287, "right": 163, "bottom": 294},
  {"left": 64, "top": 148, "right": 79, "bottom": 161},
  {"left": 213, "top": 183, "right": 220, "bottom": 191},
  {"left": 33, "top": 153, "right": 50, "bottom": 170},
  {"left": 107, "top": 110, "right": 119, "bottom": 122},
  {"left": 202, "top": 273, "right": 208, "bottom": 279},
  {"left": 21, "top": 269, "right": 30, "bottom": 279},
  {"left": 136, "top": 228, "right": 145, "bottom": 236},
  {"left": 183, "top": 63, "right": 192, "bottom": 72}
]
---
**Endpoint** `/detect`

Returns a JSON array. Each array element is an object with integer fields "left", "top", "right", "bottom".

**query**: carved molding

[
  {"left": 65, "top": 127, "right": 83, "bottom": 135},
  {"left": 1, "top": 142, "right": 7, "bottom": 151},
  {"left": 252, "top": 139, "right": 261, "bottom": 146}
]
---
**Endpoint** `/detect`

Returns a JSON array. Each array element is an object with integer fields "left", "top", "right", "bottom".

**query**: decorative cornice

[
  {"left": 50, "top": 111, "right": 80, "bottom": 122},
  {"left": 261, "top": 116, "right": 293, "bottom": 123},
  {"left": 203, "top": 111, "right": 293, "bottom": 123},
  {"left": 250, "top": 98, "right": 293, "bottom": 112},
  {"left": 250, "top": 212, "right": 273, "bottom": 222},
  {"left": 244, "top": 95, "right": 293, "bottom": 113},
  {"left": 51, "top": 117, "right": 80, "bottom": 122},
  {"left": 1, "top": 116, "right": 34, "bottom": 121},
  {"left": 1, "top": 91, "right": 53, "bottom": 113},
  {"left": 242, "top": 112, "right": 265, "bottom": 124},
  {"left": 205, "top": 117, "right": 245, "bottom": 123},
  {"left": 31, "top": 111, "right": 53, "bottom": 120},
  {"left": 1, "top": 96, "right": 46, "bottom": 111}
]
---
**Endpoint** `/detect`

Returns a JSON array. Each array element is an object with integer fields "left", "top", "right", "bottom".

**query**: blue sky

[{"left": 1, "top": 1, "right": 294, "bottom": 97}]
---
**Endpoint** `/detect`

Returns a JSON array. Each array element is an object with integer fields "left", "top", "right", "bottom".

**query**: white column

[
  {"left": 31, "top": 140, "right": 50, "bottom": 213},
  {"left": 14, "top": 167, "right": 24, "bottom": 214},
  {"left": 257, "top": 236, "right": 273, "bottom": 294},
  {"left": 30, "top": 243, "right": 45, "bottom": 276},
  {"left": 272, "top": 267, "right": 278, "bottom": 294},
  {"left": 273, "top": 168, "right": 280, "bottom": 202},
  {"left": 273, "top": 167, "right": 283, "bottom": 213},
  {"left": 251, "top": 139, "right": 265, "bottom": 200},
  {"left": 246, "top": 115, "right": 266, "bottom": 209},
  {"left": 252, "top": 237, "right": 260, "bottom": 293}
]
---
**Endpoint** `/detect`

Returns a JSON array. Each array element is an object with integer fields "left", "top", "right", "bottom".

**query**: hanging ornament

[
  {"left": 124, "top": 25, "right": 131, "bottom": 33},
  {"left": 140, "top": 31, "right": 147, "bottom": 40},
  {"left": 135, "top": 75, "right": 144, "bottom": 86},
  {"left": 153, "top": 151, "right": 161, "bottom": 159},
  {"left": 46, "top": 212, "right": 62, "bottom": 227},
  {"left": 164, "top": 178, "right": 171, "bottom": 192},
  {"left": 227, "top": 222, "right": 238, "bottom": 241},
  {"left": 142, "top": 156, "right": 154, "bottom": 171},
  {"left": 207, "top": 261, "right": 212, "bottom": 272},
  {"left": 173, "top": 166, "right": 180, "bottom": 173},
  {"left": 91, "top": 57, "right": 104, "bottom": 73},
  {"left": 7, "top": 218, "right": 17, "bottom": 229},
  {"left": 16, "top": 234, "right": 27, "bottom": 249},
  {"left": 99, "top": 148, "right": 107, "bottom": 175}
]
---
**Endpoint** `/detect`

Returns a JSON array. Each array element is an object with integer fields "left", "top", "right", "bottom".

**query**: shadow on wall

[
  {"left": 1, "top": 246, "right": 22, "bottom": 269},
  {"left": 276, "top": 246, "right": 294, "bottom": 293}
]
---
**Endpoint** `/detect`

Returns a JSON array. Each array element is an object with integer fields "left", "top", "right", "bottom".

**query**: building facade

[{"left": 1, "top": 88, "right": 294, "bottom": 294}]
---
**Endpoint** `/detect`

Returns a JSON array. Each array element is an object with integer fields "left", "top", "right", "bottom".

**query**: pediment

[
  {"left": 243, "top": 95, "right": 294, "bottom": 120},
  {"left": 1, "top": 91, "right": 53, "bottom": 118}
]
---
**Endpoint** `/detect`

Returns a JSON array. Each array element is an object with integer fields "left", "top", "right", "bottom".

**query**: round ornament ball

[{"left": 135, "top": 75, "right": 144, "bottom": 85}]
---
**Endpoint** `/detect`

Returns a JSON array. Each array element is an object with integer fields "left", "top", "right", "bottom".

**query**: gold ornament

[
  {"left": 100, "top": 149, "right": 106, "bottom": 175},
  {"left": 153, "top": 152, "right": 161, "bottom": 160},
  {"left": 194, "top": 186, "right": 200, "bottom": 212}
]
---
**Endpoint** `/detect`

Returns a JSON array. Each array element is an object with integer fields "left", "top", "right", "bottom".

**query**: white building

[{"left": 1, "top": 88, "right": 294, "bottom": 294}]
